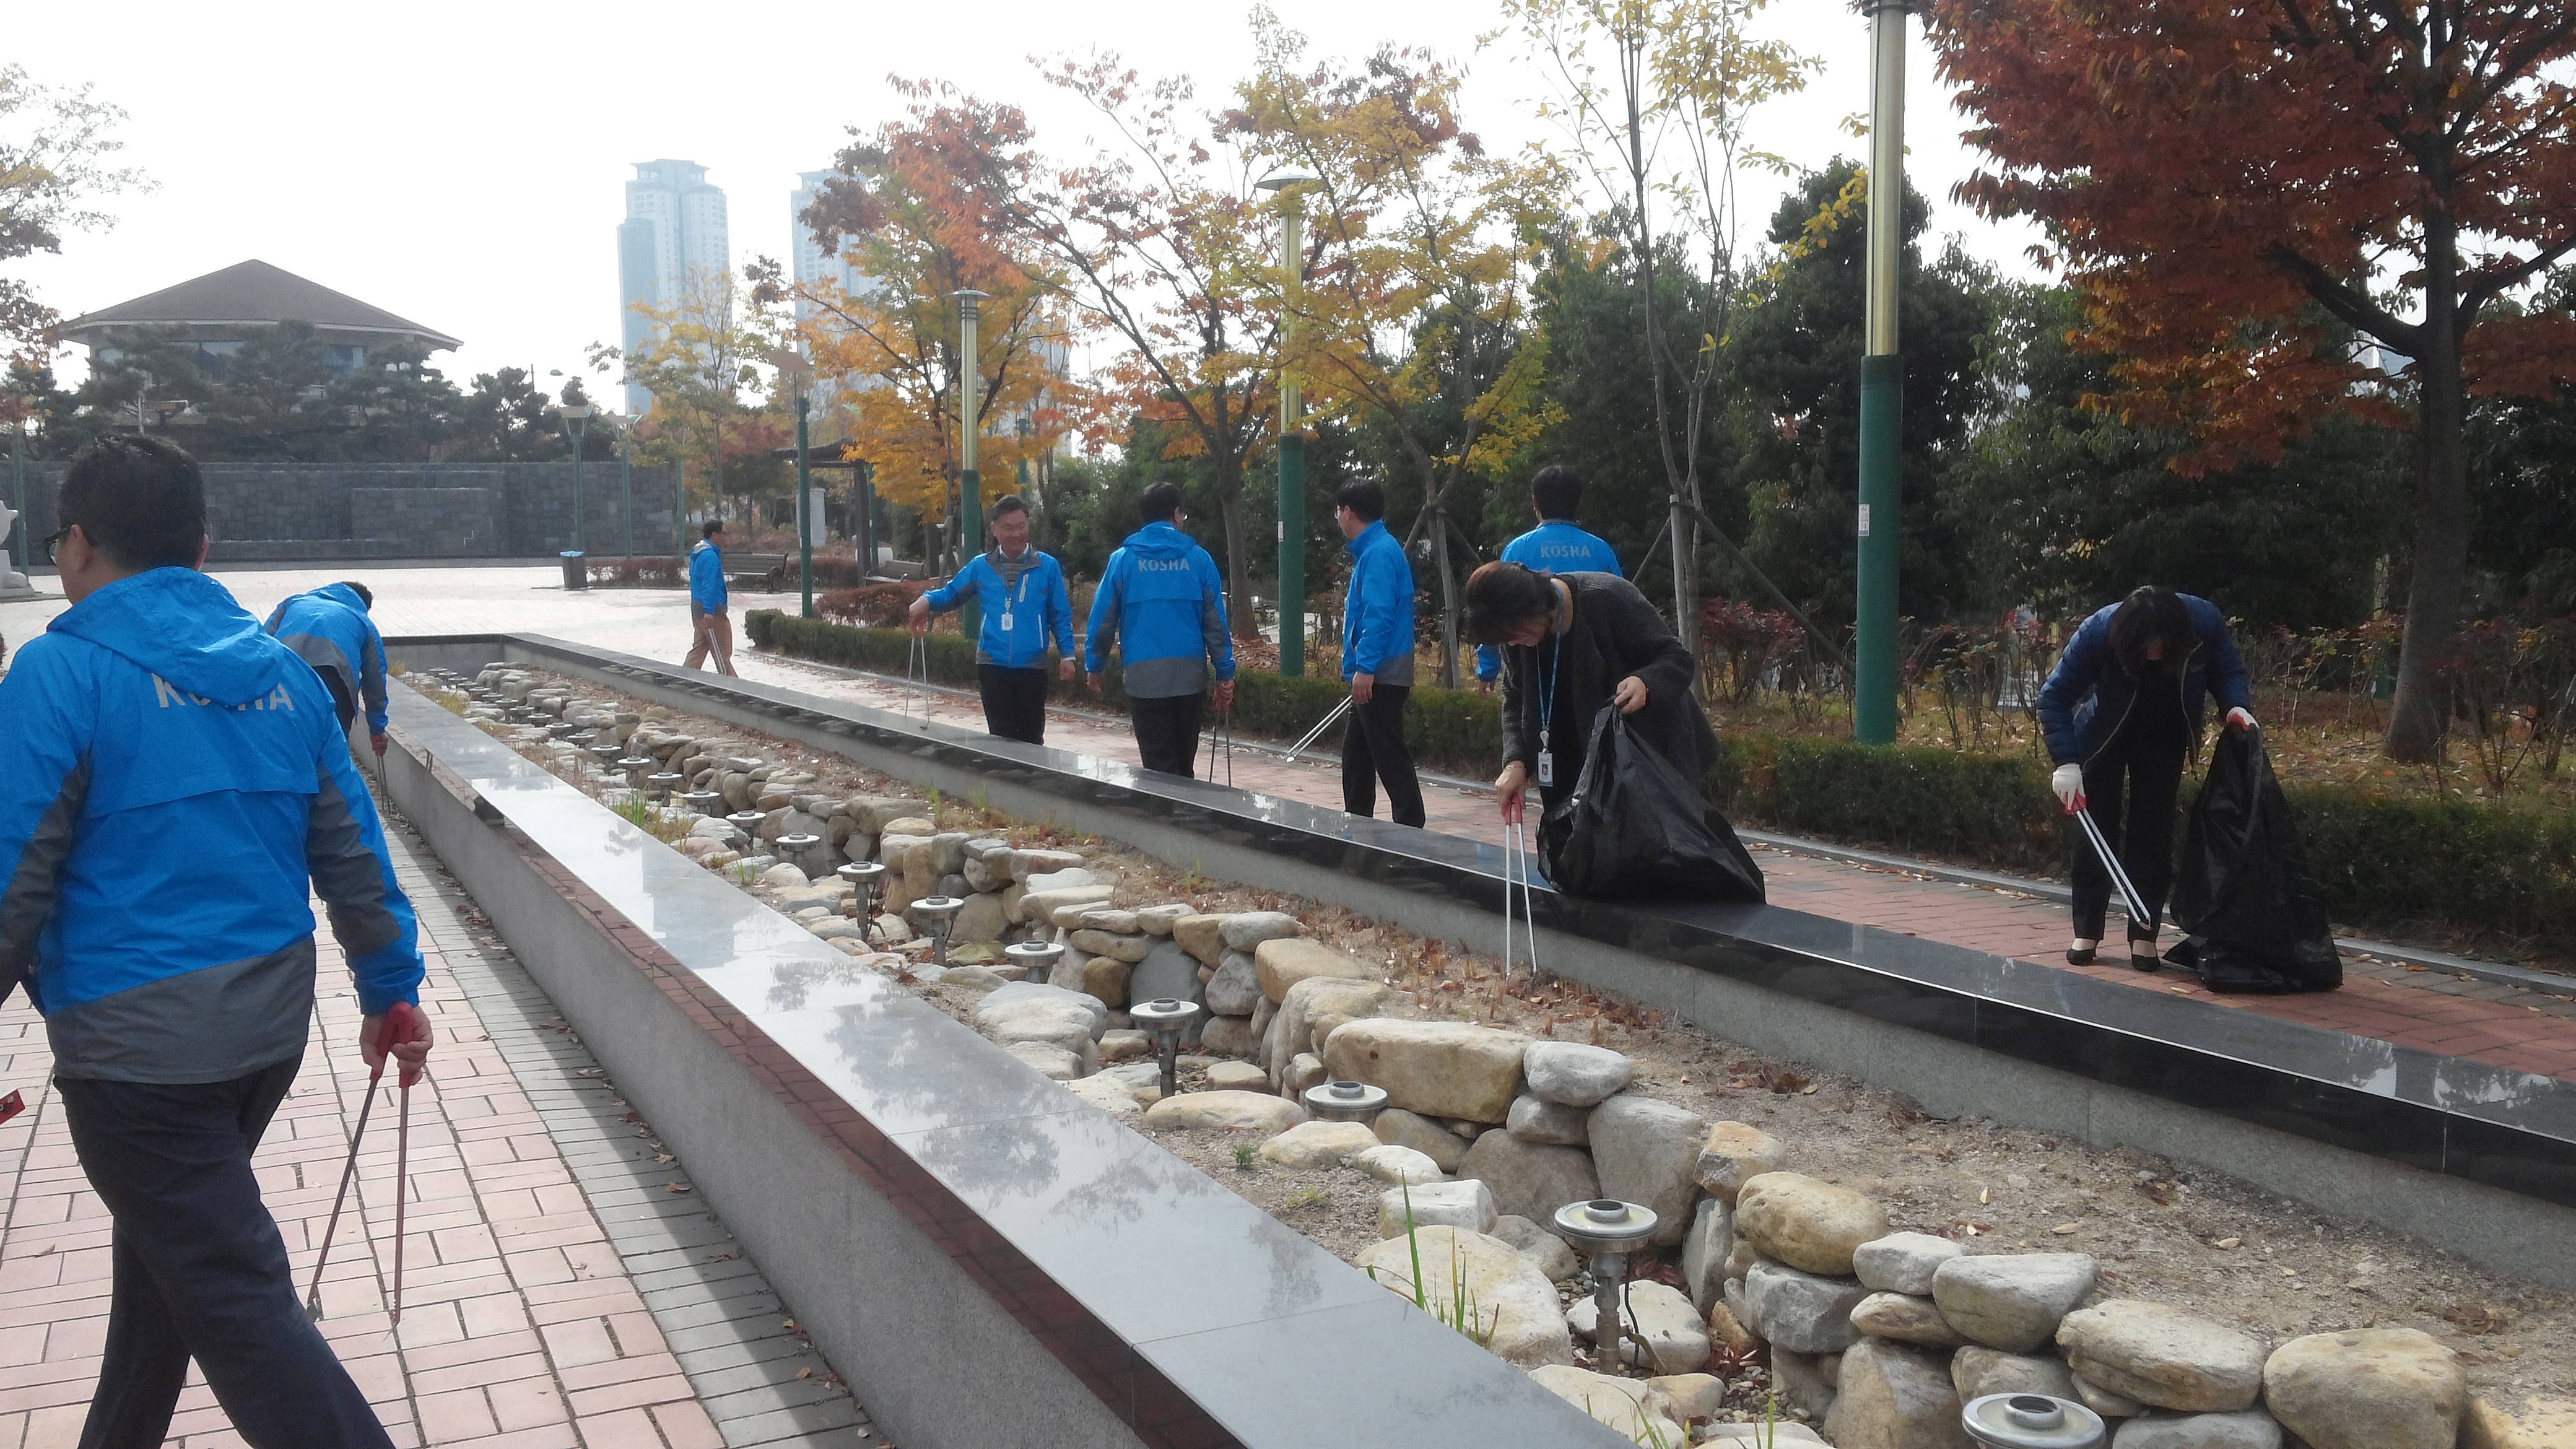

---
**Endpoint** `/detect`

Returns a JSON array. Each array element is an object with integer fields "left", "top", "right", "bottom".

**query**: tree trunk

[
  {"left": 1214, "top": 450, "right": 1259, "bottom": 641},
  {"left": 2384, "top": 217, "right": 2468, "bottom": 763},
  {"left": 1432, "top": 506, "right": 1460, "bottom": 689}
]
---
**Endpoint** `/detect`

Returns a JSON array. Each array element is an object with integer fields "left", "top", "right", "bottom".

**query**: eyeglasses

[{"left": 38, "top": 526, "right": 71, "bottom": 565}]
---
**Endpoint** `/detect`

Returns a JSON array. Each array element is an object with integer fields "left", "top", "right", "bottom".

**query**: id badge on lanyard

[{"left": 1536, "top": 744, "right": 1554, "bottom": 787}]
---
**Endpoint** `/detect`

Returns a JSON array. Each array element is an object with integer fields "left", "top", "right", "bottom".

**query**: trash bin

[{"left": 560, "top": 550, "right": 588, "bottom": 591}]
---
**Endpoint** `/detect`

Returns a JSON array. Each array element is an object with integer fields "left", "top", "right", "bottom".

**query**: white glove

[
  {"left": 2051, "top": 763, "right": 2086, "bottom": 814},
  {"left": 2226, "top": 707, "right": 2256, "bottom": 731}
]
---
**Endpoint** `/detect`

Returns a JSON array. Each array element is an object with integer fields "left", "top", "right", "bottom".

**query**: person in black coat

[{"left": 1464, "top": 562, "right": 1717, "bottom": 830}]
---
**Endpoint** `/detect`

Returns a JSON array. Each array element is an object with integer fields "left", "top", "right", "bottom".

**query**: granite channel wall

[{"left": 12, "top": 461, "right": 679, "bottom": 562}]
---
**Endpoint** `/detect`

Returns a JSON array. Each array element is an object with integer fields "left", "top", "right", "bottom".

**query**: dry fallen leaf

[
  {"left": 1799, "top": 1084, "right": 1819, "bottom": 1094},
  {"left": 2051, "top": 1223, "right": 2080, "bottom": 1235},
  {"left": 1978, "top": 1186, "right": 1991, "bottom": 1204},
  {"left": 666, "top": 1181, "right": 692, "bottom": 1194},
  {"left": 798, "top": 1367, "right": 813, "bottom": 1379},
  {"left": 2214, "top": 1237, "right": 2242, "bottom": 1249}
]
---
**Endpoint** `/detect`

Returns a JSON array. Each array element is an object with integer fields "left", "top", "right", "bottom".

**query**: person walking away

[
  {"left": 1334, "top": 480, "right": 1426, "bottom": 827},
  {"left": 264, "top": 580, "right": 390, "bottom": 760},
  {"left": 909, "top": 494, "right": 1077, "bottom": 745},
  {"left": 1084, "top": 481, "right": 1236, "bottom": 776},
  {"left": 0, "top": 435, "right": 432, "bottom": 1449},
  {"left": 2037, "top": 585, "right": 2255, "bottom": 972},
  {"left": 1465, "top": 560, "right": 1715, "bottom": 837},
  {"left": 1475, "top": 464, "right": 1623, "bottom": 694},
  {"left": 685, "top": 520, "right": 738, "bottom": 676}
]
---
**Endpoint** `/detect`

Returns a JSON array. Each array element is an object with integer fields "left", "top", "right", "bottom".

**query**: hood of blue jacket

[
  {"left": 310, "top": 581, "right": 370, "bottom": 615},
  {"left": 49, "top": 567, "right": 289, "bottom": 708},
  {"left": 1120, "top": 521, "right": 1201, "bottom": 560}
]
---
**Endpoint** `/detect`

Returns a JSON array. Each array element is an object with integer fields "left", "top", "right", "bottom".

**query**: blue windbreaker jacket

[
  {"left": 1083, "top": 521, "right": 1235, "bottom": 698},
  {"left": 689, "top": 539, "right": 728, "bottom": 612},
  {"left": 924, "top": 547, "right": 1077, "bottom": 670},
  {"left": 2037, "top": 593, "right": 2252, "bottom": 765},
  {"left": 264, "top": 583, "right": 389, "bottom": 734},
  {"left": 0, "top": 568, "right": 424, "bottom": 1083},
  {"left": 1340, "top": 520, "right": 1416, "bottom": 685},
  {"left": 1476, "top": 520, "right": 1622, "bottom": 681}
]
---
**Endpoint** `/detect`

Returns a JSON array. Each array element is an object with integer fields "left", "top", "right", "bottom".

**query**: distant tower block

[{"left": 618, "top": 160, "right": 730, "bottom": 416}]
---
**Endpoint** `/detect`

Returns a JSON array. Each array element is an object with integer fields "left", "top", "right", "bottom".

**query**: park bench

[{"left": 721, "top": 552, "right": 789, "bottom": 591}]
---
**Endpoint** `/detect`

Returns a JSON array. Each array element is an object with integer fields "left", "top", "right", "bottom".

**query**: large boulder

[
  {"left": 1219, "top": 910, "right": 1302, "bottom": 952},
  {"left": 1679, "top": 1198, "right": 1733, "bottom": 1313},
  {"left": 1258, "top": 1120, "right": 1380, "bottom": 1167},
  {"left": 1455, "top": 1128, "right": 1598, "bottom": 1225},
  {"left": 1199, "top": 1015, "right": 1263, "bottom": 1056},
  {"left": 974, "top": 998, "right": 1102, "bottom": 1055},
  {"left": 1354, "top": 1227, "right": 1573, "bottom": 1368},
  {"left": 1069, "top": 928, "right": 1155, "bottom": 964},
  {"left": 1276, "top": 976, "right": 1394, "bottom": 1064},
  {"left": 1122, "top": 941, "right": 1206, "bottom": 1018},
  {"left": 1692, "top": 1120, "right": 1789, "bottom": 1204},
  {"left": 1586, "top": 1095, "right": 1705, "bottom": 1248},
  {"left": 1012, "top": 883, "right": 1113, "bottom": 925},
  {"left": 1931, "top": 1252, "right": 2098, "bottom": 1354},
  {"left": 1064, "top": 954, "right": 1134, "bottom": 1009},
  {"left": 1377, "top": 1178, "right": 1497, "bottom": 1238},
  {"left": 951, "top": 892, "right": 1010, "bottom": 944},
  {"left": 1141, "top": 1091, "right": 1306, "bottom": 1134},
  {"left": 2263, "top": 1329, "right": 2466, "bottom": 1449},
  {"left": 1851, "top": 1292, "right": 1967, "bottom": 1346},
  {"left": 2461, "top": 1396, "right": 2576, "bottom": 1449},
  {"left": 1824, "top": 1338, "right": 1977, "bottom": 1449},
  {"left": 1490, "top": 1214, "right": 1580, "bottom": 1282},
  {"left": 1525, "top": 1365, "right": 1684, "bottom": 1443},
  {"left": 1953, "top": 1347, "right": 2081, "bottom": 1404},
  {"left": 2058, "top": 1299, "right": 2268, "bottom": 1412},
  {"left": 1173, "top": 913, "right": 1230, "bottom": 966},
  {"left": 1519, "top": 1042, "right": 1634, "bottom": 1106},
  {"left": 1567, "top": 1279, "right": 1711, "bottom": 1375},
  {"left": 1505, "top": 1095, "right": 1590, "bottom": 1147},
  {"left": 1203, "top": 951, "right": 1262, "bottom": 1015},
  {"left": 1733, "top": 1172, "right": 1889, "bottom": 1277},
  {"left": 1372, "top": 1108, "right": 1468, "bottom": 1173},
  {"left": 1741, "top": 1260, "right": 1867, "bottom": 1354},
  {"left": 1349, "top": 1144, "right": 1444, "bottom": 1186},
  {"left": 981, "top": 981, "right": 1111, "bottom": 1036},
  {"left": 1253, "top": 938, "right": 1374, "bottom": 1003},
  {"left": 1853, "top": 1232, "right": 1965, "bottom": 1297},
  {"left": 2113, "top": 1412, "right": 2284, "bottom": 1449},
  {"left": 1323, "top": 1020, "right": 1529, "bottom": 1123}
]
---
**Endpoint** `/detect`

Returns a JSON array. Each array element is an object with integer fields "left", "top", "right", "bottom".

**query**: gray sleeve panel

[
  {"left": 308, "top": 765, "right": 404, "bottom": 960},
  {"left": 277, "top": 632, "right": 360, "bottom": 702},
  {"left": 1123, "top": 656, "right": 1209, "bottom": 698},
  {"left": 0, "top": 760, "right": 90, "bottom": 998},
  {"left": 45, "top": 939, "right": 315, "bottom": 1084},
  {"left": 361, "top": 629, "right": 388, "bottom": 716}
]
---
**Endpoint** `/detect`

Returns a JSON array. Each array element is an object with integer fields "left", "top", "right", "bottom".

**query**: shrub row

[{"left": 744, "top": 611, "right": 2572, "bottom": 947}]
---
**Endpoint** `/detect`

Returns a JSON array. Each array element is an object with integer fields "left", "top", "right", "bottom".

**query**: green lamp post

[
  {"left": 1256, "top": 171, "right": 1318, "bottom": 676},
  {"left": 1852, "top": 0, "right": 1910, "bottom": 744},
  {"left": 767, "top": 349, "right": 819, "bottom": 619},
  {"left": 550, "top": 402, "right": 594, "bottom": 585},
  {"left": 950, "top": 289, "right": 990, "bottom": 639}
]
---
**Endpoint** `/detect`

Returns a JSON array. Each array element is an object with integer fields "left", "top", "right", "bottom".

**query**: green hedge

[{"left": 746, "top": 610, "right": 2573, "bottom": 947}]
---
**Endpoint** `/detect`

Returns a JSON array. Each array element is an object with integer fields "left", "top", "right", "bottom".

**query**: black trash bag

[
  {"left": 1539, "top": 706, "right": 1765, "bottom": 903},
  {"left": 2167, "top": 726, "right": 2341, "bottom": 993}
]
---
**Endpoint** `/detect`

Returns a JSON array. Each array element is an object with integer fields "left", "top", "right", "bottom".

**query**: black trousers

[
  {"left": 1131, "top": 692, "right": 1206, "bottom": 777},
  {"left": 977, "top": 664, "right": 1051, "bottom": 745},
  {"left": 2070, "top": 735, "right": 2186, "bottom": 941},
  {"left": 1342, "top": 685, "right": 1425, "bottom": 828},
  {"left": 58, "top": 1056, "right": 395, "bottom": 1449}
]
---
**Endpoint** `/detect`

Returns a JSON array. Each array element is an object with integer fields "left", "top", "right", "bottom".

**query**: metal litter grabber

[
  {"left": 1286, "top": 696, "right": 1352, "bottom": 759},
  {"left": 305, "top": 999, "right": 415, "bottom": 1323},
  {"left": 905, "top": 633, "right": 931, "bottom": 729},
  {"left": 1201, "top": 705, "right": 1235, "bottom": 786},
  {"left": 1500, "top": 817, "right": 1543, "bottom": 980},
  {"left": 389, "top": 1002, "right": 420, "bottom": 1326},
  {"left": 2071, "top": 805, "right": 2154, "bottom": 933}
]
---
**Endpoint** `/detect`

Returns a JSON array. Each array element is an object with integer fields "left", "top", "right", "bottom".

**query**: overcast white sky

[{"left": 12, "top": 0, "right": 2042, "bottom": 399}]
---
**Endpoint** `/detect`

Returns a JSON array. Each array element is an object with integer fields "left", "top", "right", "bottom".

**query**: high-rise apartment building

[
  {"left": 617, "top": 159, "right": 729, "bottom": 415},
  {"left": 789, "top": 171, "right": 873, "bottom": 330}
]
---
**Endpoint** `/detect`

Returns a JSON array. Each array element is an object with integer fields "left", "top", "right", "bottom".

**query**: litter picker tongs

[{"left": 2071, "top": 805, "right": 2154, "bottom": 929}]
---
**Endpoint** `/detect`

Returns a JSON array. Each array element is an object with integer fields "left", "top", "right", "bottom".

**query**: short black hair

[
  {"left": 57, "top": 435, "right": 207, "bottom": 571},
  {"left": 2108, "top": 585, "right": 2193, "bottom": 677},
  {"left": 1463, "top": 561, "right": 1557, "bottom": 644},
  {"left": 1335, "top": 479, "right": 1385, "bottom": 523},
  {"left": 1530, "top": 464, "right": 1583, "bottom": 521},
  {"left": 702, "top": 520, "right": 726, "bottom": 540},
  {"left": 338, "top": 580, "right": 375, "bottom": 611},
  {"left": 1139, "top": 481, "right": 1186, "bottom": 524},
  {"left": 988, "top": 494, "right": 1028, "bottom": 523}
]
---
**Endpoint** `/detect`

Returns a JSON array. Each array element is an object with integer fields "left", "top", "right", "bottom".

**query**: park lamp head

[{"left": 1256, "top": 171, "right": 1318, "bottom": 198}]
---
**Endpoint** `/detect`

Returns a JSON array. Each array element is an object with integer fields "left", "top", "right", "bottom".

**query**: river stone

[
  {"left": 2265, "top": 1329, "right": 2465, "bottom": 1449},
  {"left": 2081, "top": 1377, "right": 2151, "bottom": 1419},
  {"left": 1324, "top": 1020, "right": 1529, "bottom": 1123},
  {"left": 1204, "top": 952, "right": 1261, "bottom": 1015},
  {"left": 880, "top": 816, "right": 934, "bottom": 839},
  {"left": 1855, "top": 1232, "right": 1965, "bottom": 1296},
  {"left": 1199, "top": 1014, "right": 1261, "bottom": 1056},
  {"left": 1076, "top": 908, "right": 1141, "bottom": 935},
  {"left": 1204, "top": 1061, "right": 1267, "bottom": 1092},
  {"left": 1097, "top": 1029, "right": 1153, "bottom": 1063},
  {"left": 1142, "top": 1090, "right": 1305, "bottom": 1133},
  {"left": 1377, "top": 1178, "right": 1496, "bottom": 1237},
  {"left": 1283, "top": 1052, "right": 1327, "bottom": 1095},
  {"left": 1455, "top": 1128, "right": 1598, "bottom": 1225},
  {"left": 756, "top": 863, "right": 809, "bottom": 889},
  {"left": 2463, "top": 1396, "right": 2576, "bottom": 1449},
  {"left": 1692, "top": 1120, "right": 1790, "bottom": 1204},
  {"left": 951, "top": 892, "right": 1009, "bottom": 944},
  {"left": 1004, "top": 1042, "right": 1084, "bottom": 1081},
  {"left": 1741, "top": 1260, "right": 1868, "bottom": 1353},
  {"left": 936, "top": 964, "right": 1007, "bottom": 991},
  {"left": 1734, "top": 1172, "right": 1890, "bottom": 1277},
  {"left": 1248, "top": 994, "right": 1280, "bottom": 1063},
  {"left": 1588, "top": 1095, "right": 1707, "bottom": 1249},
  {"left": 1012, "top": 883, "right": 1113, "bottom": 925},
  {"left": 1372, "top": 1108, "right": 1468, "bottom": 1172},
  {"left": 1825, "top": 1337, "right": 1976, "bottom": 1449},
  {"left": 975, "top": 999, "right": 1100, "bottom": 1055},
  {"left": 1173, "top": 913, "right": 1230, "bottom": 965},
  {"left": 959, "top": 853, "right": 1005, "bottom": 894},
  {"left": 1931, "top": 1252, "right": 2098, "bottom": 1353},
  {"left": 1122, "top": 941, "right": 1205, "bottom": 1018},
  {"left": 925, "top": 832, "right": 968, "bottom": 874},
  {"left": 1350, "top": 1144, "right": 1445, "bottom": 1186},
  {"left": 2113, "top": 1412, "right": 2284, "bottom": 1449},
  {"left": 1519, "top": 1042, "right": 1634, "bottom": 1107},
  {"left": 1851, "top": 1291, "right": 1967, "bottom": 1346},
  {"left": 1771, "top": 1346, "right": 1840, "bottom": 1417},
  {"left": 1953, "top": 1347, "right": 2081, "bottom": 1404},
  {"left": 1680, "top": 1197, "right": 1734, "bottom": 1313},
  {"left": 1506, "top": 1095, "right": 1590, "bottom": 1146},
  {"left": 1136, "top": 903, "right": 1192, "bottom": 936},
  {"left": 1490, "top": 1214, "right": 1580, "bottom": 1282},
  {"left": 1567, "top": 1279, "right": 1711, "bottom": 1375},
  {"left": 1526, "top": 1364, "right": 1683, "bottom": 1442},
  {"left": 2060, "top": 1299, "right": 2268, "bottom": 1412},
  {"left": 979, "top": 981, "right": 1110, "bottom": 1037},
  {"left": 1008, "top": 847, "right": 1084, "bottom": 881},
  {"left": 1357, "top": 1228, "right": 1573, "bottom": 1368},
  {"left": 1094, "top": 1061, "right": 1164, "bottom": 1105},
  {"left": 1219, "top": 910, "right": 1302, "bottom": 952},
  {"left": 1258, "top": 1119, "right": 1380, "bottom": 1167},
  {"left": 1254, "top": 938, "right": 1374, "bottom": 1003},
  {"left": 1276, "top": 976, "right": 1392, "bottom": 1063},
  {"left": 1069, "top": 928, "right": 1155, "bottom": 964}
]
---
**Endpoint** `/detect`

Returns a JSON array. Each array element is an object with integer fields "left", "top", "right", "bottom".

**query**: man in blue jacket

[
  {"left": 0, "top": 435, "right": 429, "bottom": 1448},
  {"left": 1336, "top": 479, "right": 1425, "bottom": 827},
  {"left": 684, "top": 519, "right": 738, "bottom": 676},
  {"left": 1085, "top": 482, "right": 1236, "bottom": 776},
  {"left": 1475, "top": 464, "right": 1622, "bottom": 692},
  {"left": 909, "top": 494, "right": 1077, "bottom": 745},
  {"left": 264, "top": 580, "right": 389, "bottom": 759}
]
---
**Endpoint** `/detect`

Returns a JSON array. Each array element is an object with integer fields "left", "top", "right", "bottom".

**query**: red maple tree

[{"left": 1925, "top": 0, "right": 2576, "bottom": 759}]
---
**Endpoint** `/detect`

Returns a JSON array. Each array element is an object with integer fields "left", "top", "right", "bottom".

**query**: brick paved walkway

[{"left": 0, "top": 803, "right": 866, "bottom": 1448}]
